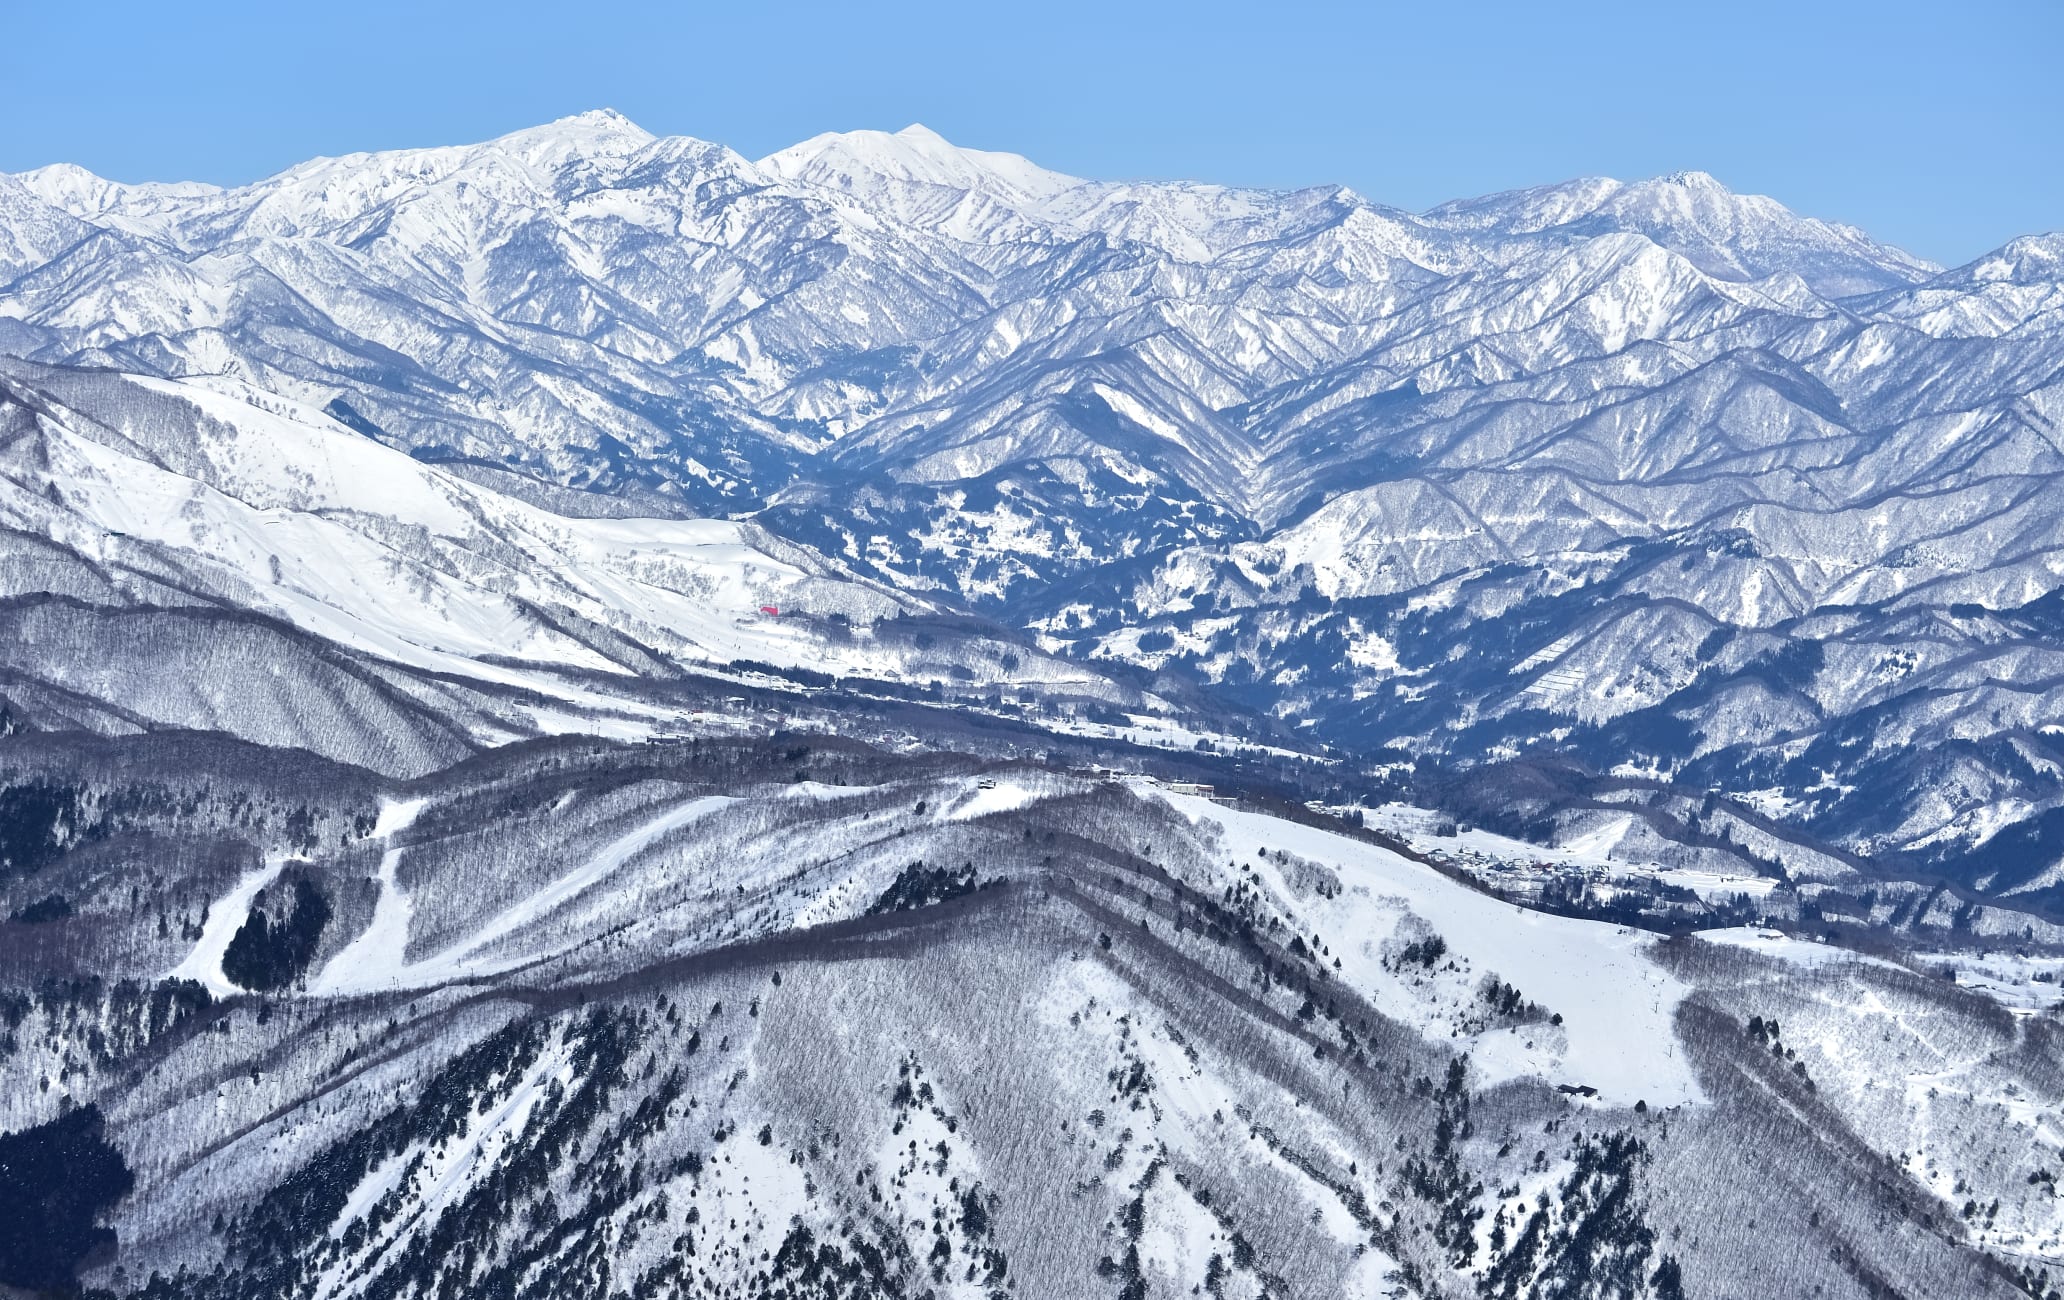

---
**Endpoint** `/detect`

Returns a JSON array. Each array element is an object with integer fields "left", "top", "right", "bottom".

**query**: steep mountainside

[
  {"left": 0, "top": 358, "right": 1273, "bottom": 771},
  {"left": 5, "top": 113, "right": 2061, "bottom": 907},
  {"left": 2, "top": 733, "right": 2057, "bottom": 1299},
  {"left": 5, "top": 111, "right": 2064, "bottom": 1300}
]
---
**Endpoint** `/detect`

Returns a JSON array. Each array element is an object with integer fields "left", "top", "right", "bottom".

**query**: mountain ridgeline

[
  {"left": 2, "top": 115, "right": 2064, "bottom": 1299},
  {"left": 1, "top": 735, "right": 2058, "bottom": 1300},
  {"left": 3, "top": 113, "right": 2062, "bottom": 900}
]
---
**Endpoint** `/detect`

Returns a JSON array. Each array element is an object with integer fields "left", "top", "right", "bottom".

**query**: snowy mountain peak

[
  {"left": 1655, "top": 168, "right": 1726, "bottom": 189},
  {"left": 13, "top": 161, "right": 224, "bottom": 222},
  {"left": 1425, "top": 169, "right": 1936, "bottom": 296},
  {"left": 1616, "top": 169, "right": 1784, "bottom": 218},
  {"left": 501, "top": 107, "right": 651, "bottom": 139},
  {"left": 760, "top": 123, "right": 1081, "bottom": 212},
  {"left": 9, "top": 108, "right": 2064, "bottom": 1300},
  {"left": 1963, "top": 231, "right": 2064, "bottom": 284},
  {"left": 484, "top": 107, "right": 657, "bottom": 170},
  {"left": 558, "top": 107, "right": 643, "bottom": 131}
]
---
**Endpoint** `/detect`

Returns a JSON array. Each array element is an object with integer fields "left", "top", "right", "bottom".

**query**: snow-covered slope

[
  {"left": 1425, "top": 169, "right": 1938, "bottom": 296},
  {"left": 0, "top": 358, "right": 1189, "bottom": 768},
  {"left": 11, "top": 114, "right": 2064, "bottom": 1300},
  {"left": 3, "top": 111, "right": 2062, "bottom": 893},
  {"left": 1, "top": 734, "right": 2043, "bottom": 1299}
]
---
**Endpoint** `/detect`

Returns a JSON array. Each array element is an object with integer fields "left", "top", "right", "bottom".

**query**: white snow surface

[
  {"left": 1363, "top": 803, "right": 1780, "bottom": 903},
  {"left": 1145, "top": 786, "right": 1702, "bottom": 1107},
  {"left": 1695, "top": 927, "right": 1902, "bottom": 971},
  {"left": 370, "top": 797, "right": 429, "bottom": 840},
  {"left": 406, "top": 795, "right": 734, "bottom": 985},
  {"left": 316, "top": 795, "right": 732, "bottom": 995},
  {"left": 22, "top": 374, "right": 885, "bottom": 685},
  {"left": 166, "top": 854, "right": 293, "bottom": 997},
  {"left": 936, "top": 775, "right": 1051, "bottom": 822},
  {"left": 307, "top": 799, "right": 432, "bottom": 996}
]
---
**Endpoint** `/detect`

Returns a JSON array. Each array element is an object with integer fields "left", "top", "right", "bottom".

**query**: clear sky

[{"left": 4, "top": 0, "right": 2057, "bottom": 266}]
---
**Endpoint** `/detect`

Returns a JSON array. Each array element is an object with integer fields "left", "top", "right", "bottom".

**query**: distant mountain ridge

[
  {"left": 13, "top": 113, "right": 2064, "bottom": 1300},
  {"left": 4, "top": 110, "right": 2064, "bottom": 905}
]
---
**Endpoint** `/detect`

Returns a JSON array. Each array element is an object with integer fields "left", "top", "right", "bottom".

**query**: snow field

[{"left": 1149, "top": 788, "right": 1702, "bottom": 1107}]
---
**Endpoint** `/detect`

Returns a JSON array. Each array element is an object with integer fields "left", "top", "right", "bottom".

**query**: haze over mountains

[{"left": 4, "top": 112, "right": 2064, "bottom": 1300}]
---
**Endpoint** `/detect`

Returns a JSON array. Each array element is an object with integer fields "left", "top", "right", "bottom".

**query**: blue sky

[{"left": 4, "top": 0, "right": 2056, "bottom": 265}]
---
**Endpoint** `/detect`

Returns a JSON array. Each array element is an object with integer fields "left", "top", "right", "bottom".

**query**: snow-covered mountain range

[
  {"left": 3, "top": 111, "right": 2062, "bottom": 898},
  {"left": 10, "top": 111, "right": 2064, "bottom": 1300},
  {"left": 0, "top": 355, "right": 1249, "bottom": 774}
]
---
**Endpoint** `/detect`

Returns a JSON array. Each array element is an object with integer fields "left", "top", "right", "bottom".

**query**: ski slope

[
  {"left": 1149, "top": 786, "right": 1703, "bottom": 1107},
  {"left": 316, "top": 796, "right": 732, "bottom": 995}
]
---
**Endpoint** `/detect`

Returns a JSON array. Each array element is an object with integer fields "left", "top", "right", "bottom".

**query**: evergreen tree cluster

[
  {"left": 0, "top": 1103, "right": 136, "bottom": 1292},
  {"left": 220, "top": 880, "right": 332, "bottom": 992},
  {"left": 865, "top": 860, "right": 985, "bottom": 915},
  {"left": 0, "top": 779, "right": 88, "bottom": 880},
  {"left": 1403, "top": 1057, "right": 1485, "bottom": 1270},
  {"left": 1478, "top": 1131, "right": 1686, "bottom": 1300}
]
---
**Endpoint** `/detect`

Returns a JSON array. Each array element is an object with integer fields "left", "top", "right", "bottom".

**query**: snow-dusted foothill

[{"left": 0, "top": 721, "right": 2053, "bottom": 1299}]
